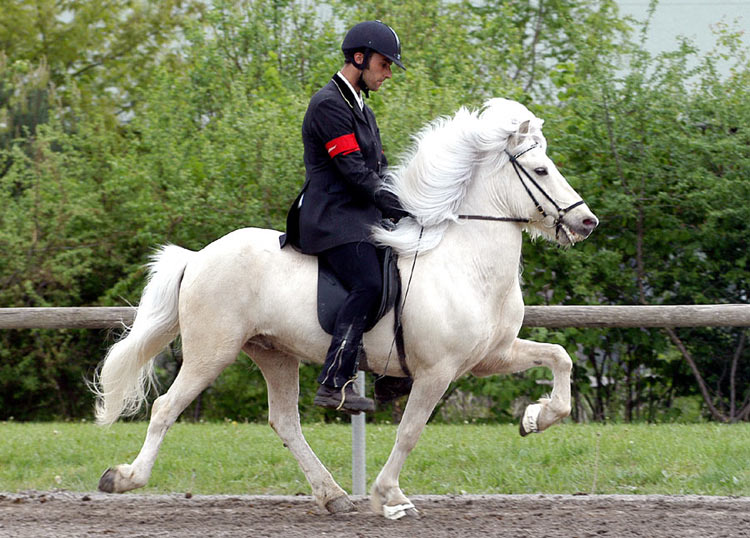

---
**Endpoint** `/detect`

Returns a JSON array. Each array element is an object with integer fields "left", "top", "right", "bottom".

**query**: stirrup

[{"left": 335, "top": 379, "right": 356, "bottom": 411}]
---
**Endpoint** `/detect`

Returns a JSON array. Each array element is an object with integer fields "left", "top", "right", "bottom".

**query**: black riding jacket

[{"left": 280, "top": 73, "right": 404, "bottom": 254}]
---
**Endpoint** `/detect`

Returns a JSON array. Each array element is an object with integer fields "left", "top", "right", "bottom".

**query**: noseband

[{"left": 458, "top": 143, "right": 585, "bottom": 243}]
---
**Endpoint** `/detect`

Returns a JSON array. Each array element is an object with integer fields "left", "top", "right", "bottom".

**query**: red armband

[{"left": 325, "top": 133, "right": 360, "bottom": 158}]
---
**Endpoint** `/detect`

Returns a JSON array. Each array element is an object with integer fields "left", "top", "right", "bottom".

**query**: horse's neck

[
  {"left": 460, "top": 163, "right": 517, "bottom": 220},
  {"left": 429, "top": 219, "right": 523, "bottom": 296},
  {"left": 436, "top": 165, "right": 524, "bottom": 290}
]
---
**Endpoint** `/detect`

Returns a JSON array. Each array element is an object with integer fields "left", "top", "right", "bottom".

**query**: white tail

[{"left": 93, "top": 244, "right": 195, "bottom": 425}]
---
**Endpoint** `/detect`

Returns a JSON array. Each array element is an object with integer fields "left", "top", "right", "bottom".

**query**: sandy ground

[{"left": 2, "top": 491, "right": 750, "bottom": 537}]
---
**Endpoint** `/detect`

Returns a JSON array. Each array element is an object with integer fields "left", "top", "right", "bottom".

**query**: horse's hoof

[
  {"left": 325, "top": 495, "right": 355, "bottom": 514},
  {"left": 518, "top": 420, "right": 529, "bottom": 437},
  {"left": 98, "top": 468, "right": 117, "bottom": 493},
  {"left": 404, "top": 507, "right": 421, "bottom": 519},
  {"left": 519, "top": 403, "right": 542, "bottom": 437},
  {"left": 383, "top": 502, "right": 418, "bottom": 520}
]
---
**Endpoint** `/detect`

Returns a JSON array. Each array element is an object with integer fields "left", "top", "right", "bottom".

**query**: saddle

[{"left": 317, "top": 245, "right": 413, "bottom": 403}]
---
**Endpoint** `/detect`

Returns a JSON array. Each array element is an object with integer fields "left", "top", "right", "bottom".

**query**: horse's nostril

[
  {"left": 583, "top": 218, "right": 598, "bottom": 229},
  {"left": 576, "top": 217, "right": 598, "bottom": 237}
]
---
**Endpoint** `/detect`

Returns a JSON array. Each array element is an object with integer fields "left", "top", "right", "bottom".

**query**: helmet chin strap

[
  {"left": 358, "top": 73, "right": 370, "bottom": 98},
  {"left": 352, "top": 49, "right": 373, "bottom": 98}
]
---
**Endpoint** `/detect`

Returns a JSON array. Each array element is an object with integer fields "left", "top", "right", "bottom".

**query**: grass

[{"left": 1, "top": 421, "right": 749, "bottom": 496}]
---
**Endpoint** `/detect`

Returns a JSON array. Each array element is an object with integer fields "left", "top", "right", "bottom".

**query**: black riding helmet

[{"left": 342, "top": 20, "right": 405, "bottom": 71}]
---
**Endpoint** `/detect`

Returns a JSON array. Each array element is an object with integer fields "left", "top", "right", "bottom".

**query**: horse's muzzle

[
  {"left": 577, "top": 214, "right": 599, "bottom": 237},
  {"left": 558, "top": 211, "right": 598, "bottom": 245}
]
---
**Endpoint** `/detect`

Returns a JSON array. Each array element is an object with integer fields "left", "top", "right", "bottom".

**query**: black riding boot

[{"left": 315, "top": 324, "right": 375, "bottom": 413}]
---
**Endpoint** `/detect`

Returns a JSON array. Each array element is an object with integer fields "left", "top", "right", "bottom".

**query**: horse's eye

[{"left": 534, "top": 167, "right": 548, "bottom": 176}]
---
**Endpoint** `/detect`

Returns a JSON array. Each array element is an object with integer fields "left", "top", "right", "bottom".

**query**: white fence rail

[{"left": 1, "top": 304, "right": 750, "bottom": 330}]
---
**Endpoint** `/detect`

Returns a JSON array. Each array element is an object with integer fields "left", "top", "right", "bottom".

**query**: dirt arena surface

[{"left": 2, "top": 491, "right": 750, "bottom": 537}]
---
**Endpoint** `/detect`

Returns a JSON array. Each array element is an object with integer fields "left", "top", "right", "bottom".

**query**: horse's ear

[{"left": 518, "top": 120, "right": 531, "bottom": 135}]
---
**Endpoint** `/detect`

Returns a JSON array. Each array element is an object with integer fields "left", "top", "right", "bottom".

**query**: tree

[
  {"left": 0, "top": 0, "right": 203, "bottom": 117},
  {"left": 1, "top": 0, "right": 748, "bottom": 423},
  {"left": 519, "top": 9, "right": 750, "bottom": 422}
]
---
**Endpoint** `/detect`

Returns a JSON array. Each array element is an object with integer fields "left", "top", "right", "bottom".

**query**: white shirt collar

[{"left": 336, "top": 71, "right": 363, "bottom": 110}]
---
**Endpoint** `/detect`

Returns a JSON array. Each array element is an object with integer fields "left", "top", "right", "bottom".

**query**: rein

[
  {"left": 457, "top": 214, "right": 529, "bottom": 223},
  {"left": 380, "top": 226, "right": 423, "bottom": 380},
  {"left": 458, "top": 143, "right": 584, "bottom": 243}
]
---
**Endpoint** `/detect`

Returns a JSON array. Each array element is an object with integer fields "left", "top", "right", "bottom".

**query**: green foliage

[
  {"left": 519, "top": 11, "right": 750, "bottom": 422},
  {"left": 0, "top": 0, "right": 203, "bottom": 117},
  {"left": 0, "top": 0, "right": 748, "bottom": 423}
]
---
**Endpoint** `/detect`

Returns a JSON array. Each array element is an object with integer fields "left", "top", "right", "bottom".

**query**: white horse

[{"left": 92, "top": 98, "right": 598, "bottom": 519}]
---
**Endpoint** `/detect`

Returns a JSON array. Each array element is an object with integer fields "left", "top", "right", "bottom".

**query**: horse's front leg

[
  {"left": 370, "top": 368, "right": 453, "bottom": 520},
  {"left": 476, "top": 338, "right": 573, "bottom": 435}
]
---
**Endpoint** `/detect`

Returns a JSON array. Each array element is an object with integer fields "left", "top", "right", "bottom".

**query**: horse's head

[
  {"left": 504, "top": 136, "right": 598, "bottom": 246},
  {"left": 471, "top": 98, "right": 598, "bottom": 247},
  {"left": 373, "top": 98, "right": 597, "bottom": 254}
]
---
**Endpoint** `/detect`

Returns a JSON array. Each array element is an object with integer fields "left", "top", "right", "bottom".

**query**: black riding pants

[{"left": 317, "top": 242, "right": 382, "bottom": 388}]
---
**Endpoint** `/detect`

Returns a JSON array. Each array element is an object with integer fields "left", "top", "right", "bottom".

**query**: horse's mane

[{"left": 373, "top": 98, "right": 546, "bottom": 255}]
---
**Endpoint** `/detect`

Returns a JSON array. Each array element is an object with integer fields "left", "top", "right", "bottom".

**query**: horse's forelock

[{"left": 480, "top": 98, "right": 547, "bottom": 156}]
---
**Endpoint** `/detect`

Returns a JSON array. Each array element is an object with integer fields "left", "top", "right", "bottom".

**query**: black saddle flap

[{"left": 317, "top": 246, "right": 400, "bottom": 335}]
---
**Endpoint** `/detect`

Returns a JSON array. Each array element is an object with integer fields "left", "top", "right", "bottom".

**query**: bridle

[{"left": 457, "top": 143, "right": 585, "bottom": 244}]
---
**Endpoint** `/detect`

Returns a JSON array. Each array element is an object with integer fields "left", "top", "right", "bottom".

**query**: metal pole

[{"left": 351, "top": 370, "right": 366, "bottom": 495}]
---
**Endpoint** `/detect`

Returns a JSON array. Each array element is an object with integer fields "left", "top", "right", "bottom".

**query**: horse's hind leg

[
  {"left": 247, "top": 346, "right": 354, "bottom": 514},
  {"left": 99, "top": 339, "right": 237, "bottom": 494}
]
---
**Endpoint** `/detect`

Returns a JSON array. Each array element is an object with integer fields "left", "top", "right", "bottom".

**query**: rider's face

[{"left": 361, "top": 52, "right": 392, "bottom": 92}]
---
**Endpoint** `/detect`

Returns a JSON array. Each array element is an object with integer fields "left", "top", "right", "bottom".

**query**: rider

[{"left": 280, "top": 20, "right": 407, "bottom": 414}]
